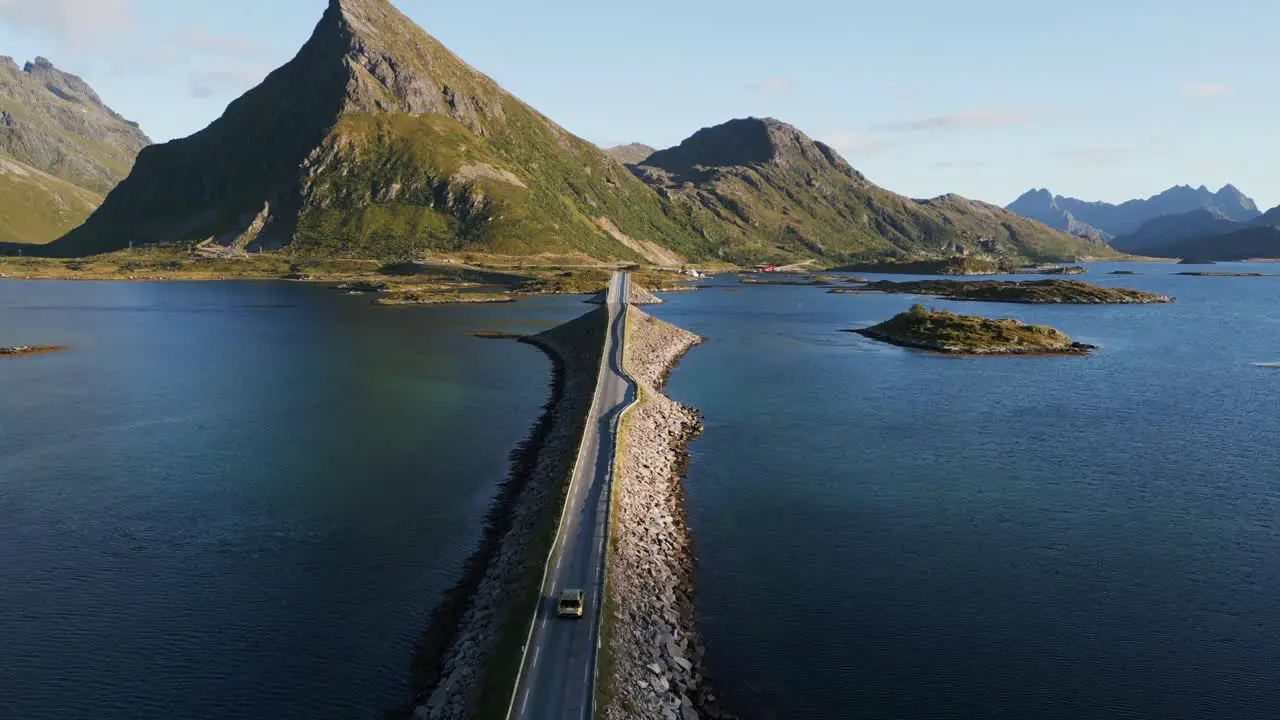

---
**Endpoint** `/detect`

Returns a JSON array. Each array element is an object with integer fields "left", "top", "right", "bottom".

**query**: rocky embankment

[
  {"left": 0, "top": 345, "right": 65, "bottom": 357},
  {"left": 605, "top": 309, "right": 734, "bottom": 720},
  {"left": 406, "top": 309, "right": 606, "bottom": 720}
]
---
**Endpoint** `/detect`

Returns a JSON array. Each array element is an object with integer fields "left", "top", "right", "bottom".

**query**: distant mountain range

[
  {"left": 0, "top": 57, "right": 150, "bottom": 243},
  {"left": 1112, "top": 205, "right": 1280, "bottom": 260},
  {"left": 42, "top": 0, "right": 1107, "bottom": 264},
  {"left": 1007, "top": 185, "right": 1261, "bottom": 241}
]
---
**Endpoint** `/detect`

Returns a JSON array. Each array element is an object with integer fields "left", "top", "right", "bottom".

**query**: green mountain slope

[
  {"left": 633, "top": 117, "right": 1110, "bottom": 264},
  {"left": 0, "top": 151, "right": 103, "bottom": 244},
  {"left": 49, "top": 0, "right": 704, "bottom": 261},
  {"left": 0, "top": 56, "right": 149, "bottom": 244}
]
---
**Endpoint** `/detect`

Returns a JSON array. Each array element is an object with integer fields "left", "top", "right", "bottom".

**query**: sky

[{"left": 1, "top": 0, "right": 1275, "bottom": 209}]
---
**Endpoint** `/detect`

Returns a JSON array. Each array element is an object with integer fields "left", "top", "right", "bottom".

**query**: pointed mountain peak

[
  {"left": 642, "top": 116, "right": 864, "bottom": 181},
  {"left": 289, "top": 0, "right": 505, "bottom": 134}
]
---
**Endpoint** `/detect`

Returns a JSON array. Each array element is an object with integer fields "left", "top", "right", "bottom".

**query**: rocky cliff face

[
  {"left": 0, "top": 56, "right": 150, "bottom": 195},
  {"left": 0, "top": 56, "right": 149, "bottom": 243},
  {"left": 633, "top": 117, "right": 1106, "bottom": 263},
  {"left": 49, "top": 0, "right": 705, "bottom": 260},
  {"left": 1007, "top": 184, "right": 1262, "bottom": 240}
]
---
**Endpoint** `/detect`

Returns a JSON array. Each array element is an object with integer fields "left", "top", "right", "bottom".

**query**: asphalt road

[{"left": 508, "top": 271, "right": 634, "bottom": 720}]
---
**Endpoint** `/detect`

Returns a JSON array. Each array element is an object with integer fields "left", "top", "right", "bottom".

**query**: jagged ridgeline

[
  {"left": 48, "top": 0, "right": 1104, "bottom": 263},
  {"left": 631, "top": 117, "right": 1109, "bottom": 263},
  {"left": 0, "top": 57, "right": 151, "bottom": 244},
  {"left": 49, "top": 0, "right": 705, "bottom": 261}
]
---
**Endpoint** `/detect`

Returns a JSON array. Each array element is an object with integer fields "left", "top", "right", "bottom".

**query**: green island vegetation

[
  {"left": 740, "top": 274, "right": 834, "bottom": 286},
  {"left": 848, "top": 305, "right": 1095, "bottom": 356},
  {"left": 468, "top": 330, "right": 526, "bottom": 340},
  {"left": 374, "top": 290, "right": 514, "bottom": 306},
  {"left": 0, "top": 345, "right": 66, "bottom": 358},
  {"left": 832, "top": 278, "right": 1174, "bottom": 304},
  {"left": 1108, "top": 270, "right": 1139, "bottom": 275},
  {"left": 1027, "top": 265, "right": 1087, "bottom": 275},
  {"left": 1178, "top": 258, "right": 1217, "bottom": 265}
]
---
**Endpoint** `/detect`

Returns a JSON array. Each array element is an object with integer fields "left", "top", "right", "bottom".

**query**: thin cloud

[
  {"left": 178, "top": 27, "right": 272, "bottom": 59},
  {"left": 0, "top": 0, "right": 136, "bottom": 46},
  {"left": 871, "top": 106, "right": 1036, "bottom": 133},
  {"left": 748, "top": 77, "right": 797, "bottom": 96},
  {"left": 1182, "top": 82, "right": 1231, "bottom": 98},
  {"left": 188, "top": 66, "right": 269, "bottom": 99},
  {"left": 1051, "top": 147, "right": 1137, "bottom": 168},
  {"left": 824, "top": 133, "right": 895, "bottom": 158}
]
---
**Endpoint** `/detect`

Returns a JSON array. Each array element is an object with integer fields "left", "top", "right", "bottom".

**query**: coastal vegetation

[
  {"left": 849, "top": 305, "right": 1095, "bottom": 356},
  {"left": 832, "top": 278, "right": 1174, "bottom": 304}
]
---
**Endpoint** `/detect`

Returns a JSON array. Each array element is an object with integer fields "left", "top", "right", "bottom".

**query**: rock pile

[
  {"left": 605, "top": 309, "right": 735, "bottom": 720},
  {"left": 409, "top": 308, "right": 607, "bottom": 720}
]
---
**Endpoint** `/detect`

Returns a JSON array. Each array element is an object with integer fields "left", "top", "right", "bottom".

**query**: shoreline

[
  {"left": 603, "top": 308, "right": 737, "bottom": 720},
  {"left": 849, "top": 327, "right": 1096, "bottom": 356},
  {"left": 398, "top": 309, "right": 607, "bottom": 720},
  {"left": 0, "top": 345, "right": 67, "bottom": 358}
]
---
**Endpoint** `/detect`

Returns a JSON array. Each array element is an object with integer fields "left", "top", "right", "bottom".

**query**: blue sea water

[
  {"left": 0, "top": 280, "right": 589, "bottom": 719},
  {"left": 650, "top": 263, "right": 1280, "bottom": 719}
]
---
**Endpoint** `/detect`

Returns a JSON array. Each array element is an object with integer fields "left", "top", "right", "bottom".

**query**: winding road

[{"left": 507, "top": 271, "right": 635, "bottom": 720}]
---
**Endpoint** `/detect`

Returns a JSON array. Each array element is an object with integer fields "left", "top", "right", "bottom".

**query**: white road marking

[
  {"left": 533, "top": 646, "right": 541, "bottom": 667},
  {"left": 521, "top": 688, "right": 531, "bottom": 714}
]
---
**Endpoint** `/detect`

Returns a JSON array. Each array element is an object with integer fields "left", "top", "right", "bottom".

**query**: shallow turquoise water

[
  {"left": 0, "top": 281, "right": 590, "bottom": 719},
  {"left": 651, "top": 263, "right": 1280, "bottom": 719}
]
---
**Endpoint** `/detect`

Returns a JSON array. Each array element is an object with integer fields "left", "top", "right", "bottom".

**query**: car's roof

[{"left": 560, "top": 588, "right": 584, "bottom": 598}]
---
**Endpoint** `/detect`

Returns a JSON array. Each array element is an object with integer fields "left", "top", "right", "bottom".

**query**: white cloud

[
  {"left": 871, "top": 106, "right": 1036, "bottom": 133},
  {"left": 1182, "top": 82, "right": 1231, "bottom": 98},
  {"left": 0, "top": 0, "right": 136, "bottom": 46},
  {"left": 188, "top": 66, "right": 269, "bottom": 99},
  {"left": 748, "top": 77, "right": 797, "bottom": 96},
  {"left": 824, "top": 133, "right": 894, "bottom": 157},
  {"left": 178, "top": 27, "right": 272, "bottom": 60}
]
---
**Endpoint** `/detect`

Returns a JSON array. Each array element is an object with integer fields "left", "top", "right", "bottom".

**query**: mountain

[
  {"left": 1111, "top": 207, "right": 1241, "bottom": 254},
  {"left": 1007, "top": 184, "right": 1261, "bottom": 240},
  {"left": 630, "top": 117, "right": 1108, "bottom": 263},
  {"left": 49, "top": 0, "right": 707, "bottom": 262},
  {"left": 0, "top": 153, "right": 103, "bottom": 244},
  {"left": 45, "top": 1, "right": 1104, "bottom": 264},
  {"left": 604, "top": 143, "right": 655, "bottom": 165},
  {"left": 0, "top": 56, "right": 150, "bottom": 243},
  {"left": 1114, "top": 203, "right": 1280, "bottom": 260}
]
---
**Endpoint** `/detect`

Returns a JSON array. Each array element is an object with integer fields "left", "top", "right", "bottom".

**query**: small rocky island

[
  {"left": 1175, "top": 271, "right": 1270, "bottom": 277},
  {"left": 848, "top": 305, "right": 1095, "bottom": 356},
  {"left": 832, "top": 279, "right": 1174, "bottom": 304},
  {"left": 1, "top": 345, "right": 65, "bottom": 357}
]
